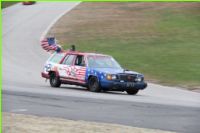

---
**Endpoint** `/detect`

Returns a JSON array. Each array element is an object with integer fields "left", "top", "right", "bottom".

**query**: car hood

[{"left": 92, "top": 68, "right": 140, "bottom": 75}]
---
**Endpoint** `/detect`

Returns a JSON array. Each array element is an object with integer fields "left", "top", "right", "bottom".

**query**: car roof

[{"left": 61, "top": 50, "right": 111, "bottom": 57}]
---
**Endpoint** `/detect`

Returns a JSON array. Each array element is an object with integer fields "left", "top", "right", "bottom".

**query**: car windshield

[
  {"left": 49, "top": 52, "right": 65, "bottom": 63},
  {"left": 87, "top": 55, "right": 121, "bottom": 69}
]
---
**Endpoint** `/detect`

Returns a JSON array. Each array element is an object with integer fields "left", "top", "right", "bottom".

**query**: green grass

[
  {"left": 48, "top": 2, "right": 200, "bottom": 89},
  {"left": 1, "top": 1, "right": 20, "bottom": 9}
]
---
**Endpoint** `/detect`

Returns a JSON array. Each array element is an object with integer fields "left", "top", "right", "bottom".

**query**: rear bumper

[
  {"left": 41, "top": 72, "right": 49, "bottom": 79},
  {"left": 101, "top": 80, "right": 147, "bottom": 91}
]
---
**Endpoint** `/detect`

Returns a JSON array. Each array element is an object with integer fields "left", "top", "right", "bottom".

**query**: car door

[
  {"left": 58, "top": 54, "right": 76, "bottom": 79},
  {"left": 72, "top": 55, "right": 87, "bottom": 83}
]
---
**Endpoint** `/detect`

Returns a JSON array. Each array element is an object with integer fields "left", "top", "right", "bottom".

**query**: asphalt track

[{"left": 2, "top": 2, "right": 200, "bottom": 133}]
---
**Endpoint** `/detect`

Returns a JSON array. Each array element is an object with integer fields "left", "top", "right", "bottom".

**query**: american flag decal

[
  {"left": 72, "top": 66, "right": 86, "bottom": 81},
  {"left": 62, "top": 66, "right": 86, "bottom": 81}
]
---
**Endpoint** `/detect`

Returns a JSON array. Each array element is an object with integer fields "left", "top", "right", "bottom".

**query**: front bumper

[
  {"left": 100, "top": 80, "right": 147, "bottom": 91},
  {"left": 41, "top": 72, "right": 49, "bottom": 79}
]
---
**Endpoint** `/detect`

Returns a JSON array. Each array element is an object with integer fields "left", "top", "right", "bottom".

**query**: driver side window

[{"left": 75, "top": 55, "right": 85, "bottom": 66}]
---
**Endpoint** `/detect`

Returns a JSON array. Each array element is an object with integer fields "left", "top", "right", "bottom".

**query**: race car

[
  {"left": 22, "top": 1, "right": 36, "bottom": 5},
  {"left": 41, "top": 50, "right": 147, "bottom": 95}
]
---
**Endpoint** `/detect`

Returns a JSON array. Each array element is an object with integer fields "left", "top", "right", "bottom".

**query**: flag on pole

[{"left": 40, "top": 38, "right": 62, "bottom": 52}]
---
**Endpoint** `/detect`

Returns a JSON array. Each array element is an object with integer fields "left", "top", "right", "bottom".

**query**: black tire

[
  {"left": 126, "top": 89, "right": 139, "bottom": 95},
  {"left": 49, "top": 72, "right": 61, "bottom": 87},
  {"left": 88, "top": 76, "right": 101, "bottom": 92}
]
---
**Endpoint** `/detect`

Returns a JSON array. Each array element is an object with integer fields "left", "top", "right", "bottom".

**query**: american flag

[
  {"left": 72, "top": 66, "right": 86, "bottom": 80},
  {"left": 76, "top": 68, "right": 86, "bottom": 80},
  {"left": 63, "top": 66, "right": 86, "bottom": 81},
  {"left": 40, "top": 38, "right": 61, "bottom": 52}
]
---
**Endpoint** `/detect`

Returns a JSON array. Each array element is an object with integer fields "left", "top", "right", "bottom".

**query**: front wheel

[
  {"left": 126, "top": 89, "right": 139, "bottom": 95},
  {"left": 88, "top": 76, "right": 101, "bottom": 92},
  {"left": 49, "top": 72, "right": 61, "bottom": 87}
]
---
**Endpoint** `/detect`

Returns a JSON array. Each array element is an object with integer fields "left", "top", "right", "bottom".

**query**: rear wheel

[
  {"left": 126, "top": 89, "right": 139, "bottom": 95},
  {"left": 49, "top": 72, "right": 61, "bottom": 87},
  {"left": 88, "top": 76, "right": 101, "bottom": 92}
]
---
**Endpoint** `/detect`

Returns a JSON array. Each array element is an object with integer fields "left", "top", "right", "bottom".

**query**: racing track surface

[{"left": 2, "top": 2, "right": 200, "bottom": 133}]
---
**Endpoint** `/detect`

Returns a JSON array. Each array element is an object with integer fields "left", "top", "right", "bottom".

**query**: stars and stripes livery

[
  {"left": 41, "top": 50, "right": 147, "bottom": 94},
  {"left": 73, "top": 66, "right": 86, "bottom": 80},
  {"left": 63, "top": 66, "right": 86, "bottom": 81}
]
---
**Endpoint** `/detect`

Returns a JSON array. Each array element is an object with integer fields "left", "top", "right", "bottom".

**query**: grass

[
  {"left": 48, "top": 2, "right": 200, "bottom": 90},
  {"left": 1, "top": 1, "right": 20, "bottom": 9}
]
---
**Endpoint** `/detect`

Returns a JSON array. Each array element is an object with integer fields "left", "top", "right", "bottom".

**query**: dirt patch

[{"left": 3, "top": 112, "right": 175, "bottom": 133}]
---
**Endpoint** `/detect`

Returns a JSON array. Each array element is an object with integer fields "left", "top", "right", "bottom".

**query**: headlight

[
  {"left": 106, "top": 74, "right": 117, "bottom": 80},
  {"left": 112, "top": 75, "right": 117, "bottom": 80},
  {"left": 135, "top": 77, "right": 142, "bottom": 82}
]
